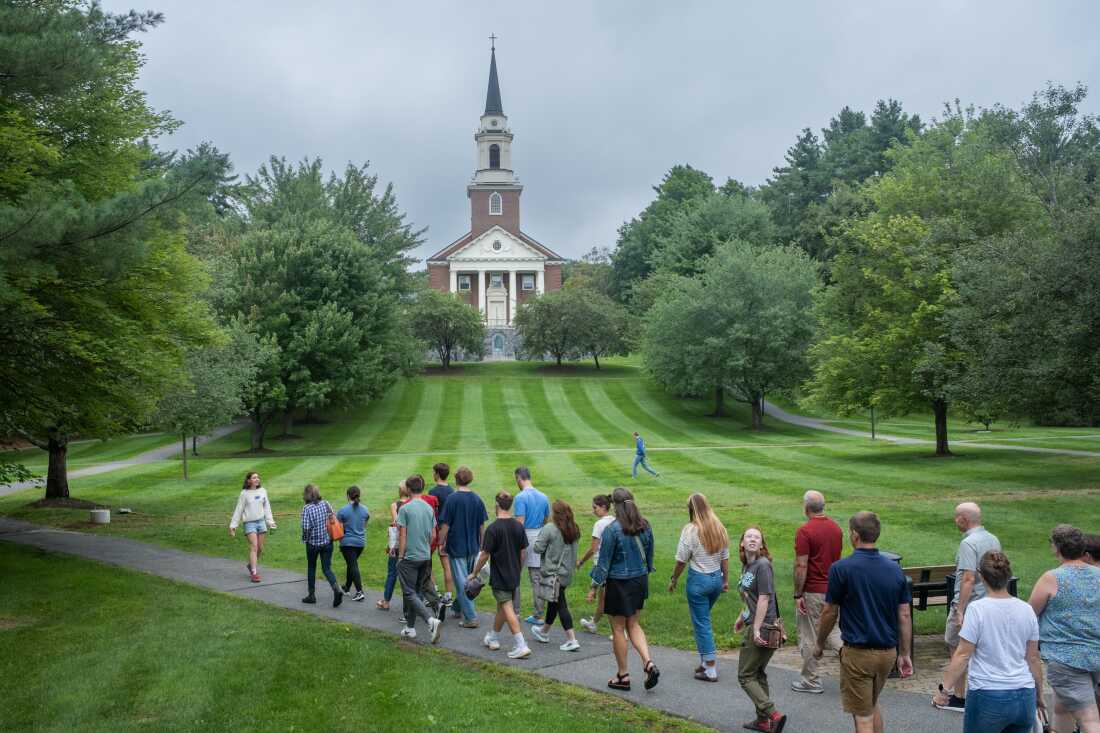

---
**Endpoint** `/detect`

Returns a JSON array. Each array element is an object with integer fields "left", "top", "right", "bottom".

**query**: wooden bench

[{"left": 903, "top": 564, "right": 1019, "bottom": 612}]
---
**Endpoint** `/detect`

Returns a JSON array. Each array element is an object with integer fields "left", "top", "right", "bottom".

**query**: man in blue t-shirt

[
  {"left": 814, "top": 511, "right": 913, "bottom": 733},
  {"left": 438, "top": 465, "right": 488, "bottom": 627},
  {"left": 631, "top": 431, "right": 659, "bottom": 479},
  {"left": 429, "top": 462, "right": 457, "bottom": 607},
  {"left": 511, "top": 465, "right": 550, "bottom": 624}
]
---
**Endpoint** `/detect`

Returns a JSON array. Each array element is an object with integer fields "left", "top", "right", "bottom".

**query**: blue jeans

[
  {"left": 306, "top": 542, "right": 338, "bottom": 595},
  {"left": 963, "top": 688, "right": 1036, "bottom": 733},
  {"left": 449, "top": 554, "right": 478, "bottom": 621},
  {"left": 686, "top": 567, "right": 724, "bottom": 662},
  {"left": 632, "top": 454, "right": 658, "bottom": 478},
  {"left": 383, "top": 553, "right": 398, "bottom": 601}
]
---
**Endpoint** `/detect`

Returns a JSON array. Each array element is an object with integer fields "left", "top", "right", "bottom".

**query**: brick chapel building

[{"left": 425, "top": 44, "right": 564, "bottom": 359}]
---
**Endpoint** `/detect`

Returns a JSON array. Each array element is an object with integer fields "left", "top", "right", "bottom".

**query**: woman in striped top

[{"left": 668, "top": 493, "right": 730, "bottom": 681}]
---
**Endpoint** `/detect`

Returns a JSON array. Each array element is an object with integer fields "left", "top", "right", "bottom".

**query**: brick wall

[
  {"left": 428, "top": 264, "right": 449, "bottom": 292},
  {"left": 470, "top": 189, "right": 521, "bottom": 236},
  {"left": 544, "top": 263, "right": 562, "bottom": 292}
]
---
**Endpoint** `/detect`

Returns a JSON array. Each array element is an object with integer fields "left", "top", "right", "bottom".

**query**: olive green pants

[{"left": 738, "top": 633, "right": 777, "bottom": 717}]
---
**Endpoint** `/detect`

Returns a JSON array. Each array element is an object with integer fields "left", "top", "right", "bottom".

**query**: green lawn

[
  {"left": 0, "top": 544, "right": 705, "bottom": 733},
  {"left": 1, "top": 432, "right": 176, "bottom": 475},
  {"left": 3, "top": 360, "right": 1098, "bottom": 652}
]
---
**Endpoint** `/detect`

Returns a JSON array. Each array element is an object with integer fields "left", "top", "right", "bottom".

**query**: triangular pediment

[{"left": 447, "top": 226, "right": 547, "bottom": 262}]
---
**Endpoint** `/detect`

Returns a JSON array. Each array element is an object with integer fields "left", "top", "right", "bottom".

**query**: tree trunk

[
  {"left": 870, "top": 406, "right": 876, "bottom": 440},
  {"left": 750, "top": 393, "right": 764, "bottom": 431},
  {"left": 709, "top": 386, "right": 726, "bottom": 417},
  {"left": 281, "top": 411, "right": 294, "bottom": 437},
  {"left": 181, "top": 434, "right": 189, "bottom": 480},
  {"left": 45, "top": 434, "right": 69, "bottom": 499},
  {"left": 933, "top": 400, "right": 951, "bottom": 456},
  {"left": 191, "top": 435, "right": 198, "bottom": 456},
  {"left": 593, "top": 353, "right": 600, "bottom": 370},
  {"left": 556, "top": 353, "right": 562, "bottom": 366},
  {"left": 250, "top": 417, "right": 267, "bottom": 452}
]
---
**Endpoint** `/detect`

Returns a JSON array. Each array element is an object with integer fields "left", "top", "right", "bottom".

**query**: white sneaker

[
  {"left": 530, "top": 626, "right": 550, "bottom": 643},
  {"left": 507, "top": 645, "right": 532, "bottom": 659},
  {"left": 579, "top": 617, "right": 598, "bottom": 634},
  {"left": 400, "top": 627, "right": 417, "bottom": 639},
  {"left": 428, "top": 617, "right": 442, "bottom": 644},
  {"left": 559, "top": 639, "right": 580, "bottom": 652},
  {"left": 483, "top": 633, "right": 501, "bottom": 651}
]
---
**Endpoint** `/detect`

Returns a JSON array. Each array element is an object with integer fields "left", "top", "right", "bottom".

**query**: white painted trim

[
  {"left": 536, "top": 270, "right": 544, "bottom": 296},
  {"left": 508, "top": 270, "right": 517, "bottom": 325},
  {"left": 478, "top": 269, "right": 487, "bottom": 314},
  {"left": 449, "top": 268, "right": 457, "bottom": 293},
  {"left": 447, "top": 226, "right": 547, "bottom": 263}
]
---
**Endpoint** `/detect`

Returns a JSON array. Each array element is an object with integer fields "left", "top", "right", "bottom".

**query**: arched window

[
  {"left": 489, "top": 144, "right": 501, "bottom": 169},
  {"left": 489, "top": 192, "right": 502, "bottom": 216}
]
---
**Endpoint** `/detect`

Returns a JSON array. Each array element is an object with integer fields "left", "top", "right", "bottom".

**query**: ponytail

[
  {"left": 611, "top": 487, "right": 648, "bottom": 535},
  {"left": 347, "top": 485, "right": 361, "bottom": 507}
]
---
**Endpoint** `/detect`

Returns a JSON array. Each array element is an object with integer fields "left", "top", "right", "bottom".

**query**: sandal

[
  {"left": 694, "top": 670, "right": 717, "bottom": 682},
  {"left": 644, "top": 660, "right": 660, "bottom": 690},
  {"left": 375, "top": 599, "right": 389, "bottom": 610},
  {"left": 607, "top": 672, "right": 631, "bottom": 691}
]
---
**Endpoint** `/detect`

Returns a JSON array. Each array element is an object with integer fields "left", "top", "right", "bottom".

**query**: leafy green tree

[
  {"left": 609, "top": 165, "right": 714, "bottom": 301},
  {"left": 514, "top": 291, "right": 580, "bottom": 366},
  {"left": 562, "top": 246, "right": 614, "bottom": 297},
  {"left": 408, "top": 289, "right": 485, "bottom": 368},
  {"left": 809, "top": 106, "right": 1039, "bottom": 454},
  {"left": 644, "top": 241, "right": 817, "bottom": 428},
  {"left": 154, "top": 324, "right": 259, "bottom": 478},
  {"left": 650, "top": 191, "right": 776, "bottom": 276},
  {"left": 572, "top": 291, "right": 630, "bottom": 369},
  {"left": 0, "top": 3, "right": 223, "bottom": 497}
]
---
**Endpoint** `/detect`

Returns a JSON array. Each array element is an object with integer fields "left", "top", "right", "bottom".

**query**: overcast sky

[{"left": 107, "top": 1, "right": 1100, "bottom": 264}]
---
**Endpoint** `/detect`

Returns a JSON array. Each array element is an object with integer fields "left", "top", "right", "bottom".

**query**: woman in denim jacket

[{"left": 588, "top": 487, "right": 660, "bottom": 692}]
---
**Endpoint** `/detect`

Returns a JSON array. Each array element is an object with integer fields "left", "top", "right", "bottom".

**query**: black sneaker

[
  {"left": 352, "top": 591, "right": 365, "bottom": 602},
  {"left": 301, "top": 595, "right": 316, "bottom": 604},
  {"left": 933, "top": 694, "right": 966, "bottom": 713},
  {"left": 333, "top": 589, "right": 344, "bottom": 608}
]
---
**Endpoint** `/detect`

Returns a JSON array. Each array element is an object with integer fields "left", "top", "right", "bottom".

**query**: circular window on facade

[
  {"left": 491, "top": 120, "right": 499, "bottom": 127},
  {"left": 492, "top": 240, "right": 502, "bottom": 251}
]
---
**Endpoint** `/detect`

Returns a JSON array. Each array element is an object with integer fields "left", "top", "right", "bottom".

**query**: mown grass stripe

[
  {"left": 396, "top": 380, "right": 442, "bottom": 452},
  {"left": 499, "top": 381, "right": 554, "bottom": 449},
  {"left": 543, "top": 380, "right": 610, "bottom": 448},
  {"left": 428, "top": 378, "right": 465, "bottom": 451},
  {"left": 458, "top": 381, "right": 490, "bottom": 450},
  {"left": 559, "top": 379, "right": 627, "bottom": 445},
  {"left": 481, "top": 380, "right": 518, "bottom": 450},
  {"left": 518, "top": 379, "right": 579, "bottom": 448},
  {"left": 363, "top": 379, "right": 424, "bottom": 453},
  {"left": 334, "top": 380, "right": 409, "bottom": 451},
  {"left": 595, "top": 380, "right": 693, "bottom": 445}
]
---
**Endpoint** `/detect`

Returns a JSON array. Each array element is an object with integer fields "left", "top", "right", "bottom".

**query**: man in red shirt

[{"left": 792, "top": 489, "right": 843, "bottom": 693}]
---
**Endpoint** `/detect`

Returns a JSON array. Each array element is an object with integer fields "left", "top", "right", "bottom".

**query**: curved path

[
  {"left": 763, "top": 401, "right": 1100, "bottom": 458},
  {"left": 0, "top": 423, "right": 245, "bottom": 498}
]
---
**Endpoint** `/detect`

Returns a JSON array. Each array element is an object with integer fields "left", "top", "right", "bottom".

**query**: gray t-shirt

[
  {"left": 953, "top": 527, "right": 1002, "bottom": 604},
  {"left": 396, "top": 498, "right": 435, "bottom": 562},
  {"left": 739, "top": 556, "right": 778, "bottom": 624}
]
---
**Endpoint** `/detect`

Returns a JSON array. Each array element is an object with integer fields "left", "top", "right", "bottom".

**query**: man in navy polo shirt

[{"left": 813, "top": 511, "right": 913, "bottom": 733}]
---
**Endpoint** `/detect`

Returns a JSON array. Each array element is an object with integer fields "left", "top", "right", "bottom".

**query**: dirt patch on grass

[
  {"left": 29, "top": 497, "right": 106, "bottom": 510},
  {"left": 0, "top": 616, "right": 32, "bottom": 631}
]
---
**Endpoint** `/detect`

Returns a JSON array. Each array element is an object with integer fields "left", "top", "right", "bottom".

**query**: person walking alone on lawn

[
  {"left": 229, "top": 471, "right": 276, "bottom": 583},
  {"left": 469, "top": 491, "right": 532, "bottom": 659},
  {"left": 578, "top": 494, "right": 614, "bottom": 635},
  {"left": 299, "top": 484, "right": 344, "bottom": 608},
  {"left": 734, "top": 526, "right": 787, "bottom": 732},
  {"left": 631, "top": 432, "right": 659, "bottom": 479},
  {"left": 531, "top": 500, "right": 582, "bottom": 651},
  {"left": 668, "top": 493, "right": 729, "bottom": 682},
  {"left": 814, "top": 511, "right": 913, "bottom": 733},
  {"left": 396, "top": 475, "right": 443, "bottom": 643},
  {"left": 932, "top": 551, "right": 1045, "bottom": 733},
  {"left": 589, "top": 487, "right": 660, "bottom": 692},
  {"left": 513, "top": 466, "right": 550, "bottom": 625},
  {"left": 938, "top": 501, "right": 1002, "bottom": 713},
  {"left": 429, "top": 462, "right": 456, "bottom": 608},
  {"left": 438, "top": 465, "right": 488, "bottom": 628},
  {"left": 337, "top": 485, "right": 369, "bottom": 602},
  {"left": 377, "top": 480, "right": 411, "bottom": 611},
  {"left": 791, "top": 490, "right": 843, "bottom": 694},
  {"left": 1027, "top": 524, "right": 1100, "bottom": 733}
]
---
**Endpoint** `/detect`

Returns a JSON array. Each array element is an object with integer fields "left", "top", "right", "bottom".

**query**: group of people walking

[{"left": 228, "top": 468, "right": 1100, "bottom": 733}]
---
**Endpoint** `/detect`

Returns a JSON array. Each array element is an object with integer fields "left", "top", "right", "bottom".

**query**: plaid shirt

[{"left": 300, "top": 501, "right": 333, "bottom": 546}]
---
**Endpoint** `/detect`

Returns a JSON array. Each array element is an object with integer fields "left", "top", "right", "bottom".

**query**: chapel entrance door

[
  {"left": 488, "top": 300, "right": 506, "bottom": 326},
  {"left": 492, "top": 334, "right": 505, "bottom": 356}
]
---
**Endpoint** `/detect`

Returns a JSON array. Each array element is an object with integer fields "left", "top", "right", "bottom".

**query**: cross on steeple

[{"left": 489, "top": 33, "right": 497, "bottom": 51}]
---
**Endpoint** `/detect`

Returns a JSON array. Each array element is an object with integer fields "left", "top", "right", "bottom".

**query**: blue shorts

[{"left": 243, "top": 519, "right": 267, "bottom": 535}]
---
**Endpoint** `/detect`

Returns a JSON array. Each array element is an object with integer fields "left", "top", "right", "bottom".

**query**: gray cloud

[{"left": 108, "top": 0, "right": 1100, "bottom": 262}]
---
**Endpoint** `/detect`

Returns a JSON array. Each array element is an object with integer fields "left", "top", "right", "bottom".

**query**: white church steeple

[{"left": 473, "top": 40, "right": 518, "bottom": 187}]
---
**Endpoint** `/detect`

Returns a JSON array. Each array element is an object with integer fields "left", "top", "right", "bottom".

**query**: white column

[
  {"left": 508, "top": 269, "right": 517, "bottom": 325},
  {"left": 449, "top": 267, "right": 457, "bottom": 294},
  {"left": 478, "top": 269, "right": 487, "bottom": 316},
  {"left": 535, "top": 270, "right": 544, "bottom": 296}
]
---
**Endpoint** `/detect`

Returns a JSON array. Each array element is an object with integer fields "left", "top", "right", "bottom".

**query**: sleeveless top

[{"left": 1038, "top": 564, "right": 1100, "bottom": 671}]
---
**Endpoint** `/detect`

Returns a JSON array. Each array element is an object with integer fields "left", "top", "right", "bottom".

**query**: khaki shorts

[
  {"left": 492, "top": 587, "right": 516, "bottom": 604},
  {"left": 944, "top": 601, "right": 962, "bottom": 647},
  {"left": 839, "top": 646, "right": 897, "bottom": 717},
  {"left": 1046, "top": 660, "right": 1100, "bottom": 712}
]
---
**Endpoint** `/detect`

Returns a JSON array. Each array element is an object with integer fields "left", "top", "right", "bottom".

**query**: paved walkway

[
  {"left": 0, "top": 424, "right": 244, "bottom": 497},
  {"left": 0, "top": 518, "right": 962, "bottom": 733},
  {"left": 763, "top": 401, "right": 1100, "bottom": 458}
]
